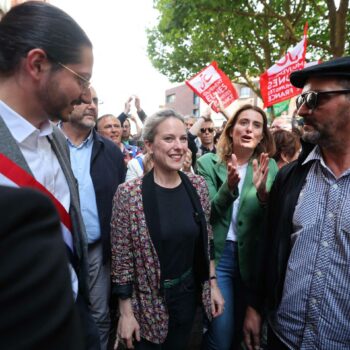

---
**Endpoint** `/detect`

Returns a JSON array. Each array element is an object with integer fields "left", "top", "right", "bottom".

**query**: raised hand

[
  {"left": 214, "top": 93, "right": 224, "bottom": 112},
  {"left": 227, "top": 154, "right": 240, "bottom": 191},
  {"left": 252, "top": 152, "right": 269, "bottom": 202},
  {"left": 182, "top": 149, "right": 192, "bottom": 172},
  {"left": 124, "top": 96, "right": 133, "bottom": 115},
  {"left": 134, "top": 95, "right": 141, "bottom": 112},
  {"left": 203, "top": 101, "right": 214, "bottom": 118},
  {"left": 214, "top": 93, "right": 230, "bottom": 120}
]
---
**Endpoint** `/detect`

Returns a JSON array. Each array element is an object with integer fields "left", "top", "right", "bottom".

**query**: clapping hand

[
  {"left": 252, "top": 152, "right": 269, "bottom": 202},
  {"left": 124, "top": 96, "right": 133, "bottom": 115},
  {"left": 227, "top": 154, "right": 240, "bottom": 191},
  {"left": 134, "top": 95, "right": 141, "bottom": 112}
]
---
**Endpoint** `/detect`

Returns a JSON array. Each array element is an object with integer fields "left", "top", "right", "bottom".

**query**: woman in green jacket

[{"left": 197, "top": 104, "right": 278, "bottom": 350}]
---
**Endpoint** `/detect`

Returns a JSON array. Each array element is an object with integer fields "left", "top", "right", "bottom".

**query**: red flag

[
  {"left": 186, "top": 61, "right": 238, "bottom": 113},
  {"left": 260, "top": 23, "right": 308, "bottom": 108}
]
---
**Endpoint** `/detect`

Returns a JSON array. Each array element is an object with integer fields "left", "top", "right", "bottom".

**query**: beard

[
  {"left": 302, "top": 128, "right": 321, "bottom": 144},
  {"left": 302, "top": 124, "right": 338, "bottom": 149},
  {"left": 39, "top": 75, "right": 82, "bottom": 123}
]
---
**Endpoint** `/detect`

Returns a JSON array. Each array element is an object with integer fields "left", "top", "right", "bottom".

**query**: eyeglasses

[
  {"left": 296, "top": 89, "right": 350, "bottom": 111},
  {"left": 58, "top": 62, "right": 91, "bottom": 91},
  {"left": 200, "top": 127, "right": 214, "bottom": 133}
]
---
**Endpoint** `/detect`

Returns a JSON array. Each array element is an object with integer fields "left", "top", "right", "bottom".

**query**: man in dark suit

[
  {"left": 0, "top": 186, "right": 84, "bottom": 350},
  {"left": 0, "top": 3, "right": 100, "bottom": 348},
  {"left": 60, "top": 86, "right": 126, "bottom": 349}
]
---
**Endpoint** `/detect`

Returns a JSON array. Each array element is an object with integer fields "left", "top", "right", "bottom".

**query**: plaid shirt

[{"left": 270, "top": 146, "right": 350, "bottom": 349}]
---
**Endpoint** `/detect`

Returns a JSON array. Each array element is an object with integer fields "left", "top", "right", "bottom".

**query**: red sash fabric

[{"left": 0, "top": 153, "right": 73, "bottom": 251}]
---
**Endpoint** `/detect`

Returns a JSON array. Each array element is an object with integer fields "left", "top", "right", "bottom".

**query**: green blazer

[{"left": 197, "top": 153, "right": 278, "bottom": 289}]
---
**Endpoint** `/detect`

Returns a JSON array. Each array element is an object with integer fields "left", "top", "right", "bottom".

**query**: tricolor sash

[{"left": 0, "top": 153, "right": 78, "bottom": 298}]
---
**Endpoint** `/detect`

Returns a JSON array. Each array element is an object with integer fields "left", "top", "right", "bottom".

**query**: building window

[
  {"left": 240, "top": 87, "right": 251, "bottom": 98},
  {"left": 193, "top": 108, "right": 200, "bottom": 117},
  {"left": 193, "top": 93, "right": 200, "bottom": 105},
  {"left": 166, "top": 94, "right": 175, "bottom": 104}
]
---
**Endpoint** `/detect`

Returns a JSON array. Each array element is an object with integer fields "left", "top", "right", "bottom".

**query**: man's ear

[{"left": 25, "top": 48, "right": 50, "bottom": 80}]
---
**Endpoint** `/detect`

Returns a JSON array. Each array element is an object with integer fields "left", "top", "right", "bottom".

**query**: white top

[
  {"left": 226, "top": 162, "right": 248, "bottom": 241},
  {"left": 126, "top": 156, "right": 144, "bottom": 181},
  {"left": 0, "top": 101, "right": 70, "bottom": 211}
]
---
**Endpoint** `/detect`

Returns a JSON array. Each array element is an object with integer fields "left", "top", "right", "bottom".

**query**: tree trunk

[{"left": 326, "top": 0, "right": 349, "bottom": 57}]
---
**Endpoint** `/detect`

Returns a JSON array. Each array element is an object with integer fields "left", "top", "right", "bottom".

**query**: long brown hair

[{"left": 217, "top": 104, "right": 275, "bottom": 163}]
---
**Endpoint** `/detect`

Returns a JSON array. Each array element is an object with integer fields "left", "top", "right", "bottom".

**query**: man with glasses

[
  {"left": 60, "top": 87, "right": 126, "bottom": 350},
  {"left": 243, "top": 56, "right": 350, "bottom": 350},
  {"left": 0, "top": 2, "right": 100, "bottom": 349},
  {"left": 197, "top": 117, "right": 217, "bottom": 157}
]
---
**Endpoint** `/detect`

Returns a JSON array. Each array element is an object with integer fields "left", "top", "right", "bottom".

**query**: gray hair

[
  {"left": 96, "top": 114, "right": 119, "bottom": 130},
  {"left": 142, "top": 109, "right": 184, "bottom": 142}
]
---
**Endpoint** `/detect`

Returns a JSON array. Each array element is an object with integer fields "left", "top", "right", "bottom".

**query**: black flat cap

[{"left": 290, "top": 56, "right": 350, "bottom": 88}]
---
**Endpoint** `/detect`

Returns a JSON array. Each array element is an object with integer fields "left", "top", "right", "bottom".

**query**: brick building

[{"left": 165, "top": 82, "right": 262, "bottom": 126}]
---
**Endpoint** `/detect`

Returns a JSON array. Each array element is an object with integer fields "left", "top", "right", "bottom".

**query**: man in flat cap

[{"left": 243, "top": 56, "right": 350, "bottom": 350}]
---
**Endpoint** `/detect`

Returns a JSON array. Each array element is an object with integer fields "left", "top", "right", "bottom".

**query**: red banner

[
  {"left": 260, "top": 23, "right": 308, "bottom": 108},
  {"left": 186, "top": 61, "right": 238, "bottom": 113}
]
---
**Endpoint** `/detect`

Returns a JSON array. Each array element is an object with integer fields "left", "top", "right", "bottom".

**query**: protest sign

[
  {"left": 260, "top": 23, "right": 308, "bottom": 108},
  {"left": 186, "top": 61, "right": 238, "bottom": 113}
]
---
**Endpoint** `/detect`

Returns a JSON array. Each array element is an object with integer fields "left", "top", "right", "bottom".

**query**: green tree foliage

[{"left": 147, "top": 0, "right": 350, "bottom": 95}]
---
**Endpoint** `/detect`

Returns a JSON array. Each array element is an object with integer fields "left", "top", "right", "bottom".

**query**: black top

[
  {"left": 255, "top": 141, "right": 315, "bottom": 313},
  {"left": 187, "top": 132, "right": 198, "bottom": 167},
  {"left": 155, "top": 182, "right": 200, "bottom": 280},
  {"left": 199, "top": 144, "right": 216, "bottom": 156},
  {"left": 0, "top": 186, "right": 84, "bottom": 350}
]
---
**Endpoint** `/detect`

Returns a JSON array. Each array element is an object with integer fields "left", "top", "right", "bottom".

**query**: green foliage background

[{"left": 147, "top": 0, "right": 350, "bottom": 96}]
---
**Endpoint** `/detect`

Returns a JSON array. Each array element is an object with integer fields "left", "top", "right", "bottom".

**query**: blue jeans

[{"left": 202, "top": 241, "right": 245, "bottom": 350}]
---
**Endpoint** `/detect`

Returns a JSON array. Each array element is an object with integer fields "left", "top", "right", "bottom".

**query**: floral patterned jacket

[{"left": 110, "top": 170, "right": 213, "bottom": 344}]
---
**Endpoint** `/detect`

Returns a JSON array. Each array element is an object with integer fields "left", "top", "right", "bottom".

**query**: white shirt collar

[{"left": 0, "top": 100, "right": 53, "bottom": 143}]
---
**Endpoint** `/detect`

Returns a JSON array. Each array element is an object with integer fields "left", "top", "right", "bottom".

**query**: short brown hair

[{"left": 272, "top": 129, "right": 301, "bottom": 163}]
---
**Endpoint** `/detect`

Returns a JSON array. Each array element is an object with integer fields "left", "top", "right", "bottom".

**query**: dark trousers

[
  {"left": 135, "top": 274, "right": 197, "bottom": 350},
  {"left": 76, "top": 294, "right": 101, "bottom": 350},
  {"left": 267, "top": 326, "right": 289, "bottom": 350}
]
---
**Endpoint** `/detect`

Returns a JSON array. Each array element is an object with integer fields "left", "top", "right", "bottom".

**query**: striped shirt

[{"left": 270, "top": 146, "right": 350, "bottom": 349}]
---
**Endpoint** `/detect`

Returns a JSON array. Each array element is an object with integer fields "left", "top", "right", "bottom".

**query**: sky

[{"left": 51, "top": 0, "right": 176, "bottom": 117}]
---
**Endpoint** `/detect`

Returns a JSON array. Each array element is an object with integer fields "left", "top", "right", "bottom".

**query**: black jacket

[
  {"left": 255, "top": 142, "right": 316, "bottom": 313},
  {"left": 0, "top": 186, "right": 84, "bottom": 350},
  {"left": 90, "top": 130, "right": 126, "bottom": 263}
]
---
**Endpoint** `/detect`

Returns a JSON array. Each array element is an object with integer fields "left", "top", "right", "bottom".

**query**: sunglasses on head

[
  {"left": 296, "top": 89, "right": 350, "bottom": 111},
  {"left": 200, "top": 127, "right": 214, "bottom": 133}
]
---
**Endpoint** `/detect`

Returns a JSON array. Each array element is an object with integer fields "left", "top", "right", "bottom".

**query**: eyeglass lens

[
  {"left": 200, "top": 128, "right": 214, "bottom": 133},
  {"left": 296, "top": 92, "right": 317, "bottom": 110}
]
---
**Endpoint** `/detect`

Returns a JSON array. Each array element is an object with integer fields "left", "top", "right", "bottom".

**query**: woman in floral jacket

[{"left": 110, "top": 109, "right": 224, "bottom": 349}]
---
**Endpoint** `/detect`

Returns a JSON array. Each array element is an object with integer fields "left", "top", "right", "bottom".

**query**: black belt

[{"left": 163, "top": 268, "right": 192, "bottom": 289}]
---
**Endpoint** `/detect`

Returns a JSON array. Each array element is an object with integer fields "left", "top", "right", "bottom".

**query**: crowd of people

[{"left": 1, "top": 2, "right": 350, "bottom": 350}]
